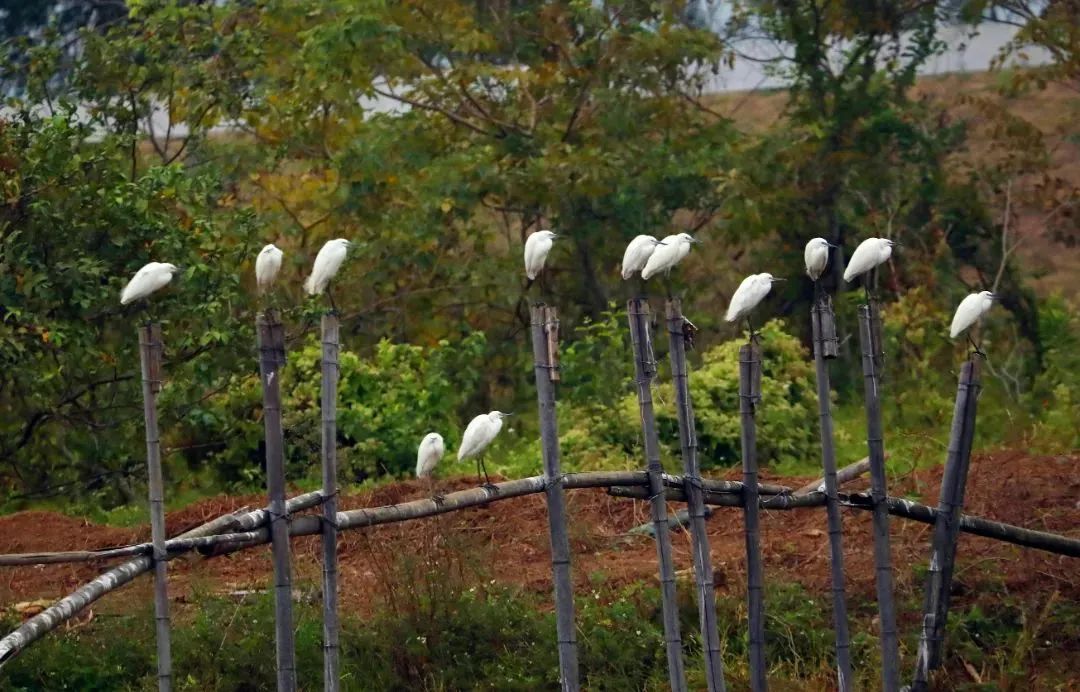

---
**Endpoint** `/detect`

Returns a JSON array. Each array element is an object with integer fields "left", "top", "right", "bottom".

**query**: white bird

[
  {"left": 950, "top": 291, "right": 996, "bottom": 353},
  {"left": 416, "top": 432, "right": 445, "bottom": 479},
  {"left": 255, "top": 243, "right": 283, "bottom": 293},
  {"left": 620, "top": 235, "right": 665, "bottom": 280},
  {"left": 804, "top": 237, "right": 836, "bottom": 281},
  {"left": 524, "top": 230, "right": 558, "bottom": 283},
  {"left": 843, "top": 237, "right": 896, "bottom": 283},
  {"left": 640, "top": 233, "right": 700, "bottom": 280},
  {"left": 304, "top": 238, "right": 352, "bottom": 310},
  {"left": 725, "top": 273, "right": 784, "bottom": 335},
  {"left": 120, "top": 262, "right": 181, "bottom": 305},
  {"left": 457, "top": 411, "right": 512, "bottom": 486}
]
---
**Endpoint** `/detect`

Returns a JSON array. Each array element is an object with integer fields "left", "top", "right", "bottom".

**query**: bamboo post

[
  {"left": 912, "top": 359, "right": 983, "bottom": 690},
  {"left": 738, "top": 342, "right": 768, "bottom": 692},
  {"left": 665, "top": 299, "right": 725, "bottom": 692},
  {"left": 257, "top": 312, "right": 297, "bottom": 692},
  {"left": 626, "top": 298, "right": 687, "bottom": 692},
  {"left": 320, "top": 314, "right": 341, "bottom": 692},
  {"left": 529, "top": 305, "right": 580, "bottom": 691},
  {"left": 138, "top": 322, "right": 172, "bottom": 692},
  {"left": 857, "top": 304, "right": 900, "bottom": 692},
  {"left": 811, "top": 299, "right": 853, "bottom": 692}
]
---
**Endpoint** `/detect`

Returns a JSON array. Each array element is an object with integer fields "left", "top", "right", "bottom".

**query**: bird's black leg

[
  {"left": 326, "top": 283, "right": 340, "bottom": 315},
  {"left": 967, "top": 333, "right": 985, "bottom": 358},
  {"left": 480, "top": 458, "right": 498, "bottom": 493},
  {"left": 664, "top": 271, "right": 674, "bottom": 299}
]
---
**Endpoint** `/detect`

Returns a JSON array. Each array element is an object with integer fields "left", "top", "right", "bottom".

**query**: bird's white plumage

[
  {"left": 804, "top": 238, "right": 831, "bottom": 281},
  {"left": 416, "top": 432, "right": 445, "bottom": 478},
  {"left": 725, "top": 273, "right": 779, "bottom": 322},
  {"left": 620, "top": 235, "right": 662, "bottom": 280},
  {"left": 524, "top": 230, "right": 557, "bottom": 281},
  {"left": 457, "top": 411, "right": 508, "bottom": 461},
  {"left": 120, "top": 262, "right": 180, "bottom": 305},
  {"left": 641, "top": 233, "right": 698, "bottom": 280},
  {"left": 255, "top": 243, "right": 283, "bottom": 292},
  {"left": 843, "top": 237, "right": 894, "bottom": 282},
  {"left": 304, "top": 238, "right": 351, "bottom": 296},
  {"left": 950, "top": 291, "right": 995, "bottom": 338}
]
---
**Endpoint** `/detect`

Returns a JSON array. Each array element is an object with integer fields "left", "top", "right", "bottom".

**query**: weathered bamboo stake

[
  {"left": 911, "top": 363, "right": 974, "bottom": 690},
  {"left": 857, "top": 304, "right": 901, "bottom": 692},
  {"left": 138, "top": 322, "right": 172, "bottom": 692},
  {"left": 738, "top": 342, "right": 768, "bottom": 692},
  {"left": 529, "top": 305, "right": 580, "bottom": 691},
  {"left": 320, "top": 314, "right": 341, "bottom": 692},
  {"left": 257, "top": 312, "right": 297, "bottom": 692},
  {"left": 626, "top": 298, "right": 687, "bottom": 691},
  {"left": 666, "top": 298, "right": 725, "bottom": 692},
  {"left": 811, "top": 299, "right": 853, "bottom": 692}
]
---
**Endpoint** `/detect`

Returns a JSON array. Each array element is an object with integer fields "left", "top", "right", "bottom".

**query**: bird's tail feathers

[{"left": 303, "top": 275, "right": 317, "bottom": 295}]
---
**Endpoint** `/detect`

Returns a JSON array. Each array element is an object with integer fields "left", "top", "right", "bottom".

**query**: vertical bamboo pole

[
  {"left": 810, "top": 299, "right": 853, "bottom": 692},
  {"left": 665, "top": 299, "right": 725, "bottom": 692},
  {"left": 256, "top": 312, "right": 297, "bottom": 692},
  {"left": 738, "top": 343, "right": 767, "bottom": 692},
  {"left": 626, "top": 298, "right": 687, "bottom": 692},
  {"left": 529, "top": 305, "right": 580, "bottom": 691},
  {"left": 320, "top": 314, "right": 341, "bottom": 692},
  {"left": 138, "top": 322, "right": 172, "bottom": 692},
  {"left": 911, "top": 358, "right": 983, "bottom": 690},
  {"left": 857, "top": 305, "right": 900, "bottom": 692}
]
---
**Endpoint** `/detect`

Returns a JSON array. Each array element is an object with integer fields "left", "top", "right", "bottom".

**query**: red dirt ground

[{"left": 1, "top": 450, "right": 1076, "bottom": 625}]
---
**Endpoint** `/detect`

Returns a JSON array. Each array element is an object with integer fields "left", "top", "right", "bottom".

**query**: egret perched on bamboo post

[
  {"left": 950, "top": 291, "right": 997, "bottom": 357},
  {"left": 304, "top": 238, "right": 352, "bottom": 313},
  {"left": 804, "top": 237, "right": 837, "bottom": 303},
  {"left": 725, "top": 273, "right": 784, "bottom": 341},
  {"left": 120, "top": 262, "right": 183, "bottom": 320},
  {"left": 255, "top": 243, "right": 283, "bottom": 295},
  {"left": 416, "top": 432, "right": 446, "bottom": 501},
  {"left": 524, "top": 229, "right": 559, "bottom": 299},
  {"left": 843, "top": 237, "right": 896, "bottom": 304},
  {"left": 641, "top": 232, "right": 700, "bottom": 296},
  {"left": 457, "top": 411, "right": 512, "bottom": 490},
  {"left": 620, "top": 234, "right": 666, "bottom": 295}
]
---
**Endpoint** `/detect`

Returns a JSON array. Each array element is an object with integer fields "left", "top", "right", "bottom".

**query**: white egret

[
  {"left": 304, "top": 238, "right": 352, "bottom": 311},
  {"left": 620, "top": 235, "right": 665, "bottom": 280},
  {"left": 843, "top": 237, "right": 897, "bottom": 302},
  {"left": 950, "top": 290, "right": 996, "bottom": 354},
  {"left": 416, "top": 432, "right": 445, "bottom": 479},
  {"left": 120, "top": 262, "right": 182, "bottom": 306},
  {"left": 640, "top": 233, "right": 700, "bottom": 284},
  {"left": 804, "top": 237, "right": 836, "bottom": 281},
  {"left": 457, "top": 411, "right": 512, "bottom": 487},
  {"left": 524, "top": 229, "right": 559, "bottom": 285},
  {"left": 725, "top": 273, "right": 784, "bottom": 338},
  {"left": 255, "top": 243, "right": 283, "bottom": 293}
]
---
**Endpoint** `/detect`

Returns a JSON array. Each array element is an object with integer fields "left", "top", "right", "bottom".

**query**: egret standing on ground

[
  {"left": 120, "top": 262, "right": 182, "bottom": 308},
  {"left": 524, "top": 230, "right": 559, "bottom": 287},
  {"left": 725, "top": 273, "right": 784, "bottom": 339},
  {"left": 950, "top": 291, "right": 997, "bottom": 355},
  {"left": 843, "top": 237, "right": 896, "bottom": 302},
  {"left": 255, "top": 243, "right": 283, "bottom": 294},
  {"left": 620, "top": 235, "right": 665, "bottom": 280},
  {"left": 457, "top": 411, "right": 512, "bottom": 488},
  {"left": 416, "top": 432, "right": 445, "bottom": 479},
  {"left": 304, "top": 238, "right": 352, "bottom": 312}
]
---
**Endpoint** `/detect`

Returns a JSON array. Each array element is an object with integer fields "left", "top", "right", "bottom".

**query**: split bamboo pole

[
  {"left": 857, "top": 304, "right": 900, "bottom": 692},
  {"left": 627, "top": 298, "right": 687, "bottom": 691},
  {"left": 811, "top": 299, "right": 853, "bottom": 692},
  {"left": 529, "top": 305, "right": 580, "bottom": 691},
  {"left": 320, "top": 314, "right": 341, "bottom": 692},
  {"left": 666, "top": 298, "right": 725, "bottom": 692},
  {"left": 139, "top": 322, "right": 171, "bottom": 692},
  {"left": 256, "top": 312, "right": 297, "bottom": 692},
  {"left": 738, "top": 342, "right": 767, "bottom": 692}
]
